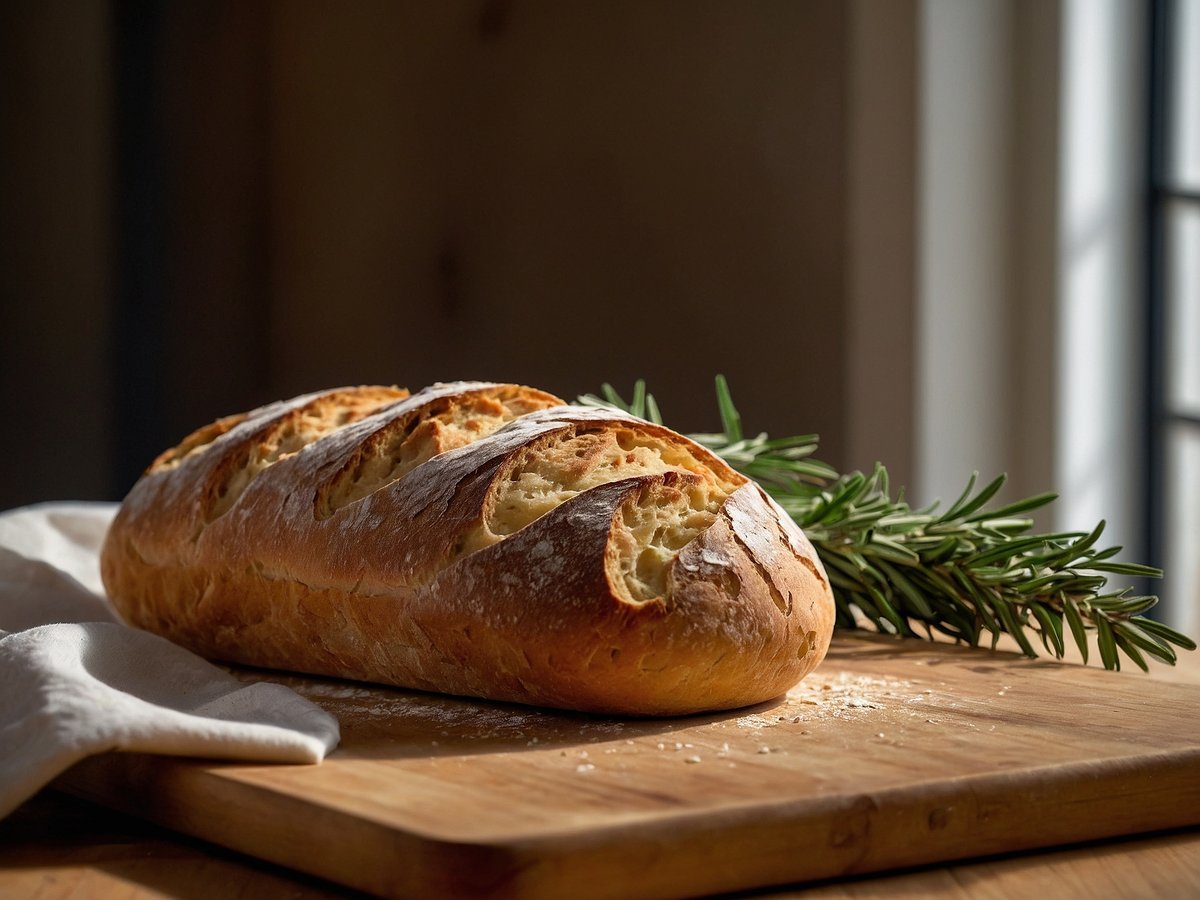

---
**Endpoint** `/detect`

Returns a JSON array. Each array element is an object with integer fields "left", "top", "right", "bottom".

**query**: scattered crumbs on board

[
  {"left": 281, "top": 667, "right": 950, "bottom": 767},
  {"left": 729, "top": 671, "right": 936, "bottom": 731}
]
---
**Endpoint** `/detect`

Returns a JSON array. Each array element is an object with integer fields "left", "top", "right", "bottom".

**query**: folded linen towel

[{"left": 0, "top": 503, "right": 339, "bottom": 820}]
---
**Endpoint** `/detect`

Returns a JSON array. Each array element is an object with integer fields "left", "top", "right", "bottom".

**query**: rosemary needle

[{"left": 577, "top": 376, "right": 1197, "bottom": 671}]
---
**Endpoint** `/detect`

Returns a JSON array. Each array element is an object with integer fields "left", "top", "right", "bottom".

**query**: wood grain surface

[
  {"left": 55, "top": 635, "right": 1200, "bottom": 899},
  {"left": 4, "top": 792, "right": 1199, "bottom": 900}
]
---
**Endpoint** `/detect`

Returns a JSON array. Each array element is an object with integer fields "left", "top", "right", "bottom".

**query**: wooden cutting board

[{"left": 57, "top": 635, "right": 1200, "bottom": 899}]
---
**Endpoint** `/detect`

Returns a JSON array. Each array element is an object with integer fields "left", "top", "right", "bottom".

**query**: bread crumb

[
  {"left": 576, "top": 763, "right": 595, "bottom": 773},
  {"left": 685, "top": 755, "right": 702, "bottom": 764}
]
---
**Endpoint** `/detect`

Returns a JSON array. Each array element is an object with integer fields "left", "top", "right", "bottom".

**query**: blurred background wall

[
  {"left": 2, "top": 1, "right": 1189, "bottom": 624},
  {"left": 3, "top": 0, "right": 856, "bottom": 500}
]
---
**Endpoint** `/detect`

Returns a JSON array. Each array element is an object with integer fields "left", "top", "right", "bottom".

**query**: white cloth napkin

[{"left": 0, "top": 503, "right": 340, "bottom": 820}]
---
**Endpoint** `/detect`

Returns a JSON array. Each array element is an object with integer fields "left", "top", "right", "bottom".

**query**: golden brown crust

[{"left": 101, "top": 382, "right": 835, "bottom": 715}]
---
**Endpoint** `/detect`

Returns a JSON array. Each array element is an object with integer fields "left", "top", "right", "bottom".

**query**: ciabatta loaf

[{"left": 101, "top": 382, "right": 835, "bottom": 715}]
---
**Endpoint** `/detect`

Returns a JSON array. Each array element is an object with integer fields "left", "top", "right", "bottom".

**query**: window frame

[{"left": 1146, "top": 0, "right": 1200, "bottom": 621}]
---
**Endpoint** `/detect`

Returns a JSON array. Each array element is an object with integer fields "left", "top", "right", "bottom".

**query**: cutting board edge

[
  {"left": 481, "top": 746, "right": 1200, "bottom": 899},
  {"left": 53, "top": 754, "right": 504, "bottom": 899},
  {"left": 54, "top": 744, "right": 1200, "bottom": 900}
]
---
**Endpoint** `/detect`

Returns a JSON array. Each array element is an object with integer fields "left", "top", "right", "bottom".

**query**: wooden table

[{"left": 4, "top": 637, "right": 1199, "bottom": 899}]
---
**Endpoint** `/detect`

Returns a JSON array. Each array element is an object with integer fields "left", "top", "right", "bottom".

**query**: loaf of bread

[{"left": 101, "top": 382, "right": 835, "bottom": 715}]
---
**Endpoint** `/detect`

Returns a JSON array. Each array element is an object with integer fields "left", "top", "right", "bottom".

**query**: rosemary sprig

[{"left": 577, "top": 376, "right": 1197, "bottom": 670}]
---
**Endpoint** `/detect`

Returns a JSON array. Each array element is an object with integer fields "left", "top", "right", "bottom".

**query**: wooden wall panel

[
  {"left": 0, "top": 2, "right": 114, "bottom": 506},
  {"left": 157, "top": 2, "right": 273, "bottom": 444},
  {"left": 268, "top": 0, "right": 850, "bottom": 456},
  {"left": 1, "top": 0, "right": 853, "bottom": 506}
]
